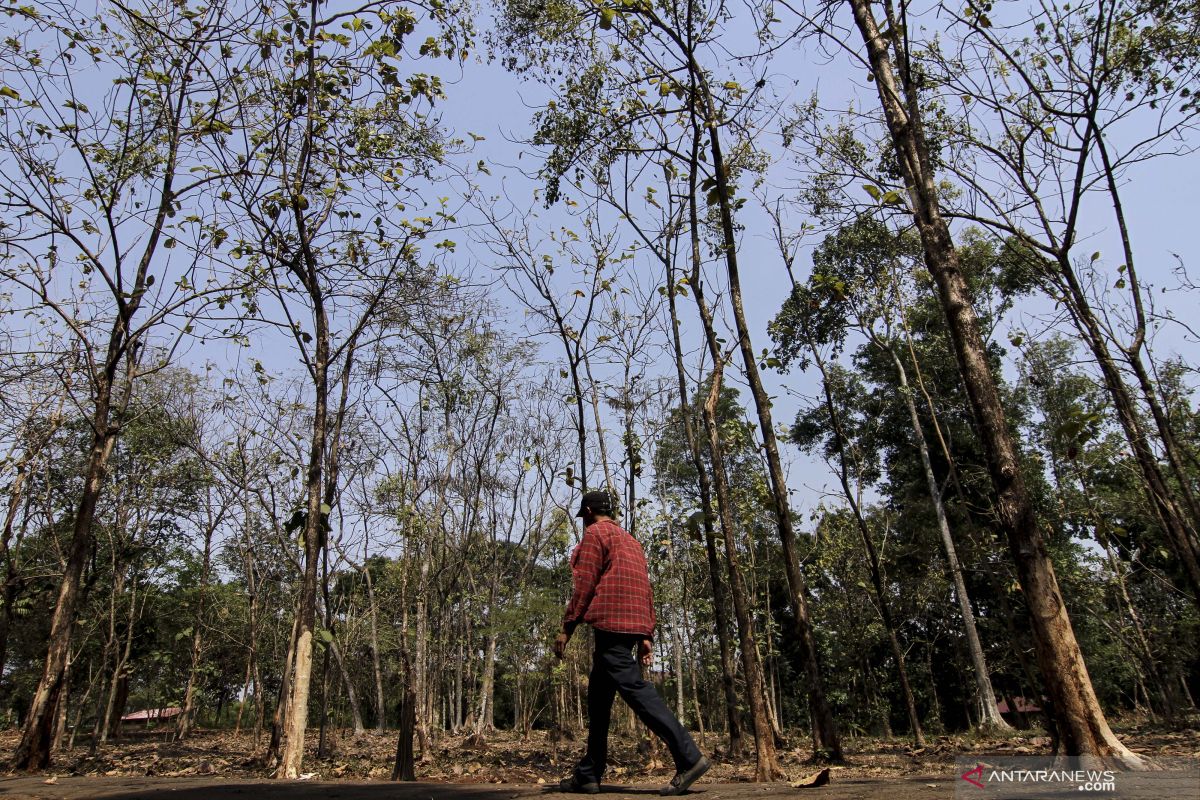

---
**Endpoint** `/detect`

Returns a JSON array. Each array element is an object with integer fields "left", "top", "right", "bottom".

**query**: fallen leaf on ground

[{"left": 789, "top": 767, "right": 830, "bottom": 788}]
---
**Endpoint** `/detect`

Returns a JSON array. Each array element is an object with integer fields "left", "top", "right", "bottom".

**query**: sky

[
  {"left": 407, "top": 3, "right": 1200, "bottom": 518},
  {"left": 8, "top": 0, "right": 1196, "bottom": 537}
]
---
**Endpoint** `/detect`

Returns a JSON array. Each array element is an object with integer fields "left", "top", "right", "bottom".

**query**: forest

[{"left": 0, "top": 0, "right": 1197, "bottom": 793}]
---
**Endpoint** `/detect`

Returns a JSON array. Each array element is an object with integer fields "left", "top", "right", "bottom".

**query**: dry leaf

[{"left": 789, "top": 767, "right": 830, "bottom": 788}]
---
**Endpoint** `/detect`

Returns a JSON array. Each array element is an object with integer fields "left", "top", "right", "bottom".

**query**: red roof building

[
  {"left": 996, "top": 697, "right": 1042, "bottom": 714},
  {"left": 120, "top": 707, "right": 183, "bottom": 723}
]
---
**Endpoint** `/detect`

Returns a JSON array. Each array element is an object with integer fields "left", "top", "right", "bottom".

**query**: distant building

[
  {"left": 120, "top": 707, "right": 183, "bottom": 725},
  {"left": 996, "top": 697, "right": 1042, "bottom": 727}
]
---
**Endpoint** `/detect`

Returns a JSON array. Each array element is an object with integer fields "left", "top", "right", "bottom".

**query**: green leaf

[
  {"left": 862, "top": 184, "right": 882, "bottom": 201},
  {"left": 320, "top": 502, "right": 332, "bottom": 515},
  {"left": 0, "top": 86, "right": 20, "bottom": 100},
  {"left": 599, "top": 7, "right": 615, "bottom": 29},
  {"left": 881, "top": 190, "right": 904, "bottom": 205}
]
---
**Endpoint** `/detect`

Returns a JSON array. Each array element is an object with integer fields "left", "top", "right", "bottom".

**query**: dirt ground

[{"left": 0, "top": 719, "right": 1195, "bottom": 800}]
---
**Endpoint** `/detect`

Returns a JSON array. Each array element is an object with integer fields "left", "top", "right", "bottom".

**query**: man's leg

[
  {"left": 597, "top": 632, "right": 702, "bottom": 772},
  {"left": 573, "top": 636, "right": 618, "bottom": 785}
]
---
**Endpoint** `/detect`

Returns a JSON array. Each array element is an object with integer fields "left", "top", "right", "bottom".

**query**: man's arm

[{"left": 556, "top": 529, "right": 604, "bottom": 657}]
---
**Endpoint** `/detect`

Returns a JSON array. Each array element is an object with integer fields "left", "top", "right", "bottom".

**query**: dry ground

[{"left": 0, "top": 718, "right": 1195, "bottom": 799}]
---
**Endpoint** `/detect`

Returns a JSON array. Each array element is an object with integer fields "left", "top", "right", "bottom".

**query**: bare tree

[
  {"left": 1, "top": 1, "right": 251, "bottom": 768},
  {"left": 824, "top": 0, "right": 1147, "bottom": 767}
]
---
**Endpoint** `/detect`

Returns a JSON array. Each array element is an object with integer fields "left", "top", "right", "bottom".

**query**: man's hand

[
  {"left": 638, "top": 638, "right": 653, "bottom": 667},
  {"left": 553, "top": 631, "right": 570, "bottom": 660}
]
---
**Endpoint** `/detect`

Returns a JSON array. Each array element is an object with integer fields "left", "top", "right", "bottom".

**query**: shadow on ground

[{"left": 0, "top": 775, "right": 959, "bottom": 800}]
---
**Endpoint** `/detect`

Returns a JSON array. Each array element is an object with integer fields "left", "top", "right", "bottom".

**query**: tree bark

[
  {"left": 1049, "top": 255, "right": 1200, "bottom": 605},
  {"left": 696, "top": 75, "right": 842, "bottom": 766},
  {"left": 661, "top": 185, "right": 743, "bottom": 758},
  {"left": 10, "top": 386, "right": 119, "bottom": 770},
  {"left": 329, "top": 637, "right": 366, "bottom": 736},
  {"left": 808, "top": 343, "right": 924, "bottom": 747},
  {"left": 845, "top": 0, "right": 1145, "bottom": 767},
  {"left": 683, "top": 177, "right": 780, "bottom": 778},
  {"left": 276, "top": 297, "right": 329, "bottom": 777},
  {"left": 889, "top": 349, "right": 1009, "bottom": 730},
  {"left": 179, "top": 506, "right": 217, "bottom": 740},
  {"left": 363, "top": 557, "right": 387, "bottom": 732}
]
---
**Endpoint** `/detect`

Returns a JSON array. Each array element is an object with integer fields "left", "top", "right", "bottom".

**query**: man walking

[{"left": 554, "top": 490, "right": 710, "bottom": 795}]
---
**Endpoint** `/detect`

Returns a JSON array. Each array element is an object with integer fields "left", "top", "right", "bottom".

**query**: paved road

[{"left": 0, "top": 775, "right": 955, "bottom": 800}]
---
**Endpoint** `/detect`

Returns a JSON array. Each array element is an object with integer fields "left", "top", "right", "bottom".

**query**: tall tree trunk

[
  {"left": 329, "top": 637, "right": 366, "bottom": 736},
  {"left": 662, "top": 210, "right": 743, "bottom": 758},
  {"left": 413, "top": 555, "right": 431, "bottom": 760},
  {"left": 276, "top": 307, "right": 329, "bottom": 777},
  {"left": 99, "top": 572, "right": 139, "bottom": 746},
  {"left": 1050, "top": 255, "right": 1200, "bottom": 605},
  {"left": 636, "top": 9, "right": 842, "bottom": 756},
  {"left": 276, "top": 0, "right": 336, "bottom": 774},
  {"left": 1093, "top": 128, "right": 1200, "bottom": 536},
  {"left": 698, "top": 87, "right": 842, "bottom": 766},
  {"left": 667, "top": 527, "right": 686, "bottom": 721},
  {"left": 267, "top": 614, "right": 300, "bottom": 766},
  {"left": 90, "top": 563, "right": 124, "bottom": 753},
  {"left": 682, "top": 205, "right": 779, "bottom": 778},
  {"left": 473, "top": 629, "right": 499, "bottom": 738},
  {"left": 363, "top": 556, "right": 387, "bottom": 732},
  {"left": 889, "top": 349, "right": 1009, "bottom": 730},
  {"left": 845, "top": 0, "right": 1145, "bottom": 767},
  {"left": 679, "top": 131, "right": 777, "bottom": 776},
  {"left": 317, "top": 644, "right": 333, "bottom": 758},
  {"left": 697, "top": 363, "right": 781, "bottom": 780},
  {"left": 179, "top": 509, "right": 217, "bottom": 740},
  {"left": 51, "top": 652, "right": 72, "bottom": 752},
  {"left": 10, "top": 391, "right": 119, "bottom": 770},
  {"left": 808, "top": 342, "right": 924, "bottom": 746},
  {"left": 242, "top": 529, "right": 264, "bottom": 744}
]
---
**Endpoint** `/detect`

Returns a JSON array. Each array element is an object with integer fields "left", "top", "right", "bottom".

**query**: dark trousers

[{"left": 573, "top": 629, "right": 702, "bottom": 784}]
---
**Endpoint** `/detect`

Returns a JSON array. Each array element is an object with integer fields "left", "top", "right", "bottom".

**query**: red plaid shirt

[{"left": 563, "top": 519, "right": 656, "bottom": 639}]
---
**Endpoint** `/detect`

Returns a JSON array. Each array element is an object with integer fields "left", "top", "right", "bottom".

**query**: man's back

[{"left": 565, "top": 519, "right": 656, "bottom": 638}]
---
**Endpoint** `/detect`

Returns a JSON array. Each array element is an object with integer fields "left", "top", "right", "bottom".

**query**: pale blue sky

[{"left": 420, "top": 9, "right": 1200, "bottom": 516}]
